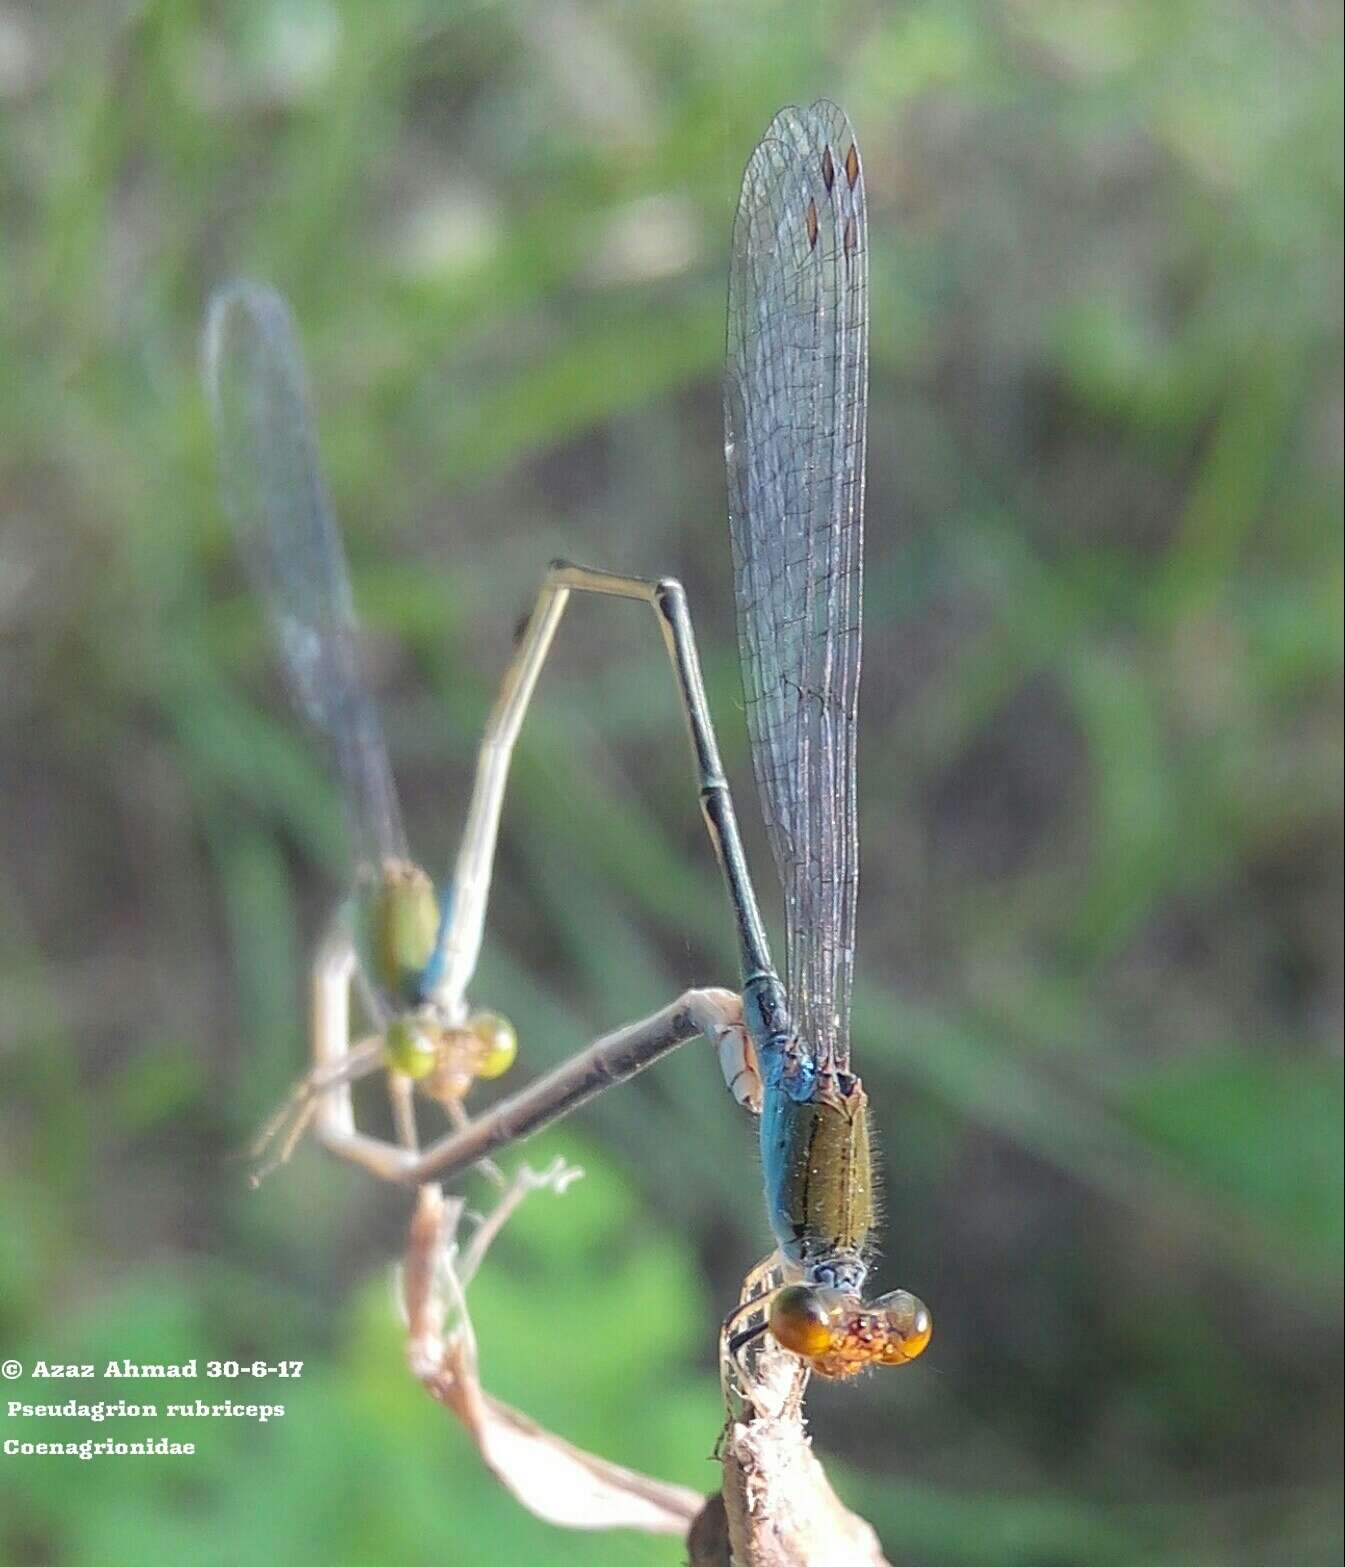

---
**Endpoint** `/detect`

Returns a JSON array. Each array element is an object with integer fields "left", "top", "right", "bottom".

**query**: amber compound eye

[
  {"left": 768, "top": 1285, "right": 843, "bottom": 1359},
  {"left": 872, "top": 1289, "right": 933, "bottom": 1365}
]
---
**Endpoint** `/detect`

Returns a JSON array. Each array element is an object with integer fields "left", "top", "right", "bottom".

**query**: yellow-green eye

[
  {"left": 873, "top": 1290, "right": 933, "bottom": 1364},
  {"left": 468, "top": 1012, "right": 517, "bottom": 1080},
  {"left": 768, "top": 1285, "right": 839, "bottom": 1358},
  {"left": 385, "top": 1018, "right": 439, "bottom": 1080}
]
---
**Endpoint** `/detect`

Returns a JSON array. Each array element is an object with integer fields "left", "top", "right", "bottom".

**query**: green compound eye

[
  {"left": 385, "top": 1018, "right": 439, "bottom": 1080},
  {"left": 467, "top": 1012, "right": 517, "bottom": 1080}
]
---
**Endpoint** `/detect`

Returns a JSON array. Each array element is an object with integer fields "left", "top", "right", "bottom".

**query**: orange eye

[
  {"left": 873, "top": 1290, "right": 933, "bottom": 1364},
  {"left": 768, "top": 1285, "right": 840, "bottom": 1358}
]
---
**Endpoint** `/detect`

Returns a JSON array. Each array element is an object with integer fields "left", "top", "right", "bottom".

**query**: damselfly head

[
  {"left": 418, "top": 1011, "right": 518, "bottom": 1104},
  {"left": 768, "top": 1283, "right": 932, "bottom": 1379},
  {"left": 463, "top": 1011, "right": 518, "bottom": 1080}
]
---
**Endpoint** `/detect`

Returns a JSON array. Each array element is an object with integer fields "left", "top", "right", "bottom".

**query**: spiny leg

[
  {"left": 247, "top": 1033, "right": 385, "bottom": 1186},
  {"left": 720, "top": 1255, "right": 812, "bottom": 1418},
  {"left": 721, "top": 1254, "right": 785, "bottom": 1381}
]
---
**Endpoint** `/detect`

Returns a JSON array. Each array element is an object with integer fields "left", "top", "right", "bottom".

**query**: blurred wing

[
  {"left": 724, "top": 102, "right": 867, "bottom": 1067},
  {"left": 203, "top": 282, "right": 406, "bottom": 873}
]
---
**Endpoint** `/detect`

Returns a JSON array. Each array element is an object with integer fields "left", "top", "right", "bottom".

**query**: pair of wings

[
  {"left": 204, "top": 100, "right": 868, "bottom": 1066},
  {"left": 727, "top": 101, "right": 868, "bottom": 1069}
]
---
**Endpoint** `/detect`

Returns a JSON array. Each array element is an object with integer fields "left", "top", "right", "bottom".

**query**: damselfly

[
  {"left": 203, "top": 283, "right": 756, "bottom": 1188},
  {"left": 715, "top": 101, "right": 931, "bottom": 1377}
]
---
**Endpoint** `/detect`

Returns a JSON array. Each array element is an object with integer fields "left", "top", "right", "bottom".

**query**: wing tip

[{"left": 201, "top": 279, "right": 297, "bottom": 405}]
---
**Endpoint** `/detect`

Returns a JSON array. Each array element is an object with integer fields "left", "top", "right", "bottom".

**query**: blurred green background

[{"left": 1, "top": 2, "right": 1340, "bottom": 1564}]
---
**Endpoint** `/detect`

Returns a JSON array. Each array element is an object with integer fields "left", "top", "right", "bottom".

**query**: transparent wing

[
  {"left": 724, "top": 101, "right": 867, "bottom": 1068},
  {"left": 203, "top": 282, "right": 407, "bottom": 873}
]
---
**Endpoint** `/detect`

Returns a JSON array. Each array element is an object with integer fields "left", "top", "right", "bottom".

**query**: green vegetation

[{"left": 1, "top": 3, "right": 1339, "bottom": 1563}]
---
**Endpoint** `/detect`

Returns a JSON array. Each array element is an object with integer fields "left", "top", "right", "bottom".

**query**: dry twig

[{"left": 400, "top": 1171, "right": 895, "bottom": 1563}]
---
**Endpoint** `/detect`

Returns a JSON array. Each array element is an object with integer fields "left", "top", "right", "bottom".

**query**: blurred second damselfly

[{"left": 204, "top": 283, "right": 758, "bottom": 1190}]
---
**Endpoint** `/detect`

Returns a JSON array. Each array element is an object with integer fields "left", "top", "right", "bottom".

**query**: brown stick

[
  {"left": 701, "top": 1352, "right": 895, "bottom": 1566},
  {"left": 402, "top": 1167, "right": 897, "bottom": 1563},
  {"left": 404, "top": 992, "right": 710, "bottom": 1183}
]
